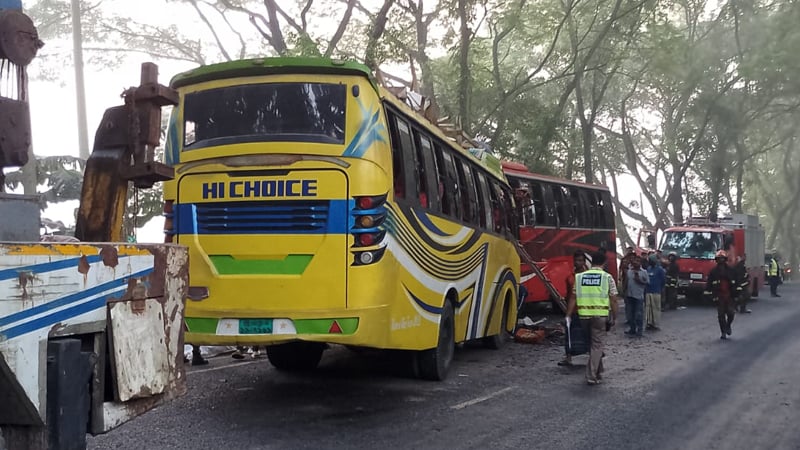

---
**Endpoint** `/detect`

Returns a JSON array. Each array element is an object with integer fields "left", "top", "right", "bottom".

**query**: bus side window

[
  {"left": 502, "top": 186, "right": 517, "bottom": 238},
  {"left": 386, "top": 112, "right": 407, "bottom": 199},
  {"left": 599, "top": 191, "right": 614, "bottom": 228},
  {"left": 395, "top": 118, "right": 421, "bottom": 204},
  {"left": 558, "top": 186, "right": 575, "bottom": 227},
  {"left": 434, "top": 144, "right": 453, "bottom": 216},
  {"left": 456, "top": 159, "right": 477, "bottom": 225},
  {"left": 569, "top": 187, "right": 584, "bottom": 227},
  {"left": 529, "top": 181, "right": 547, "bottom": 226},
  {"left": 515, "top": 179, "right": 535, "bottom": 226},
  {"left": 414, "top": 130, "right": 442, "bottom": 212},
  {"left": 489, "top": 182, "right": 505, "bottom": 234},
  {"left": 578, "top": 189, "right": 596, "bottom": 228},
  {"left": 440, "top": 150, "right": 463, "bottom": 221},
  {"left": 546, "top": 184, "right": 562, "bottom": 227},
  {"left": 474, "top": 172, "right": 492, "bottom": 229}
]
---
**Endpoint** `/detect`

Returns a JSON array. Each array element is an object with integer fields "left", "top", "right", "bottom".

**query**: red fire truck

[{"left": 659, "top": 214, "right": 765, "bottom": 300}]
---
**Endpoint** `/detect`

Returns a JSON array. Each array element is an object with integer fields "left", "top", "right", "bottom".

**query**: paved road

[{"left": 89, "top": 283, "right": 800, "bottom": 450}]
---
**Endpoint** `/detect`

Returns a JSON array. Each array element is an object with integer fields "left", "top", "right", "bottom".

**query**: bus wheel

[
  {"left": 266, "top": 342, "right": 325, "bottom": 371},
  {"left": 417, "top": 301, "right": 455, "bottom": 381},
  {"left": 483, "top": 297, "right": 511, "bottom": 349}
]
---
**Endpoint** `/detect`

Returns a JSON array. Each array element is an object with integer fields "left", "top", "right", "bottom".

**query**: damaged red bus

[{"left": 502, "top": 162, "right": 617, "bottom": 305}]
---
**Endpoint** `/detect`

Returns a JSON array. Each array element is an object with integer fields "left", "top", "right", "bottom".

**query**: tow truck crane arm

[{"left": 75, "top": 63, "right": 178, "bottom": 242}]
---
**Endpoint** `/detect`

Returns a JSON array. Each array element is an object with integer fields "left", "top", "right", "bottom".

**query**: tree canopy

[{"left": 25, "top": 0, "right": 800, "bottom": 267}]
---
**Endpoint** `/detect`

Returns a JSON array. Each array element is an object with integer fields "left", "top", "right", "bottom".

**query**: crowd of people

[{"left": 563, "top": 245, "right": 768, "bottom": 385}]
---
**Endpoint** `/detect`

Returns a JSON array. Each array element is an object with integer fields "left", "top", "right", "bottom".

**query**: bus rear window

[{"left": 183, "top": 82, "right": 346, "bottom": 149}]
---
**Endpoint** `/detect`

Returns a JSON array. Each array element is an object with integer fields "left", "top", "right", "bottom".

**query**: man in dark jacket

[
  {"left": 734, "top": 254, "right": 752, "bottom": 314},
  {"left": 705, "top": 251, "right": 737, "bottom": 340},
  {"left": 664, "top": 253, "right": 680, "bottom": 310}
]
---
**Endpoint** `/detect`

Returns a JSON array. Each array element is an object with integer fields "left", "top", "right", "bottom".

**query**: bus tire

[
  {"left": 266, "top": 342, "right": 325, "bottom": 371},
  {"left": 417, "top": 300, "right": 455, "bottom": 381},
  {"left": 483, "top": 295, "right": 511, "bottom": 350}
]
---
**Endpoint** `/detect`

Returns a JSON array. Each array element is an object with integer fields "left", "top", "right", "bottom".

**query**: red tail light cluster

[{"left": 352, "top": 194, "right": 387, "bottom": 265}]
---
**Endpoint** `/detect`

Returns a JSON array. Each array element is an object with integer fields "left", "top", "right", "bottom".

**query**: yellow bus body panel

[{"left": 166, "top": 71, "right": 519, "bottom": 351}]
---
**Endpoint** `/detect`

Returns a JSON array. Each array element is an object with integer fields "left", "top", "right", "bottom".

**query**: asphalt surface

[{"left": 88, "top": 283, "right": 800, "bottom": 450}]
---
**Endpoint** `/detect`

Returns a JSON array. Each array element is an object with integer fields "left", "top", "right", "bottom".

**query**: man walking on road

[
  {"left": 646, "top": 254, "right": 666, "bottom": 330},
  {"left": 706, "top": 251, "right": 737, "bottom": 340},
  {"left": 566, "top": 251, "right": 619, "bottom": 385},
  {"left": 734, "top": 254, "right": 752, "bottom": 313},
  {"left": 624, "top": 255, "right": 648, "bottom": 337},
  {"left": 559, "top": 250, "right": 589, "bottom": 367}
]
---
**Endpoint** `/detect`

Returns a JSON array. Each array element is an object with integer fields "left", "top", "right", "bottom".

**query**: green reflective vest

[
  {"left": 769, "top": 259, "right": 779, "bottom": 276},
  {"left": 575, "top": 269, "right": 610, "bottom": 317}
]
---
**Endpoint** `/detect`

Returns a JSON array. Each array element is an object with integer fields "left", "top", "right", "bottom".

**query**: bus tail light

[
  {"left": 353, "top": 247, "right": 386, "bottom": 266},
  {"left": 351, "top": 193, "right": 388, "bottom": 254},
  {"left": 163, "top": 200, "right": 175, "bottom": 243},
  {"left": 355, "top": 231, "right": 386, "bottom": 247}
]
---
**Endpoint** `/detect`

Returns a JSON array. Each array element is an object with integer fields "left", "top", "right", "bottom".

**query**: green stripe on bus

[
  {"left": 210, "top": 255, "right": 313, "bottom": 275},
  {"left": 185, "top": 317, "right": 218, "bottom": 334},
  {"left": 295, "top": 318, "right": 359, "bottom": 335}
]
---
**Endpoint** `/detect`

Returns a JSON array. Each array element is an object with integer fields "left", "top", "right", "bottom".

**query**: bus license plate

[{"left": 239, "top": 319, "right": 273, "bottom": 334}]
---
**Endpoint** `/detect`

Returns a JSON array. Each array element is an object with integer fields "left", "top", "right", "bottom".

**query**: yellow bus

[{"left": 163, "top": 58, "right": 520, "bottom": 380}]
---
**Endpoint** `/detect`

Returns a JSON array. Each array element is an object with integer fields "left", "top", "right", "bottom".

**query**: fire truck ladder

[{"left": 513, "top": 241, "right": 567, "bottom": 314}]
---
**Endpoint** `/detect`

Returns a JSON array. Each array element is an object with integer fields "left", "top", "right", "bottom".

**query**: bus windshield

[
  {"left": 661, "top": 231, "right": 722, "bottom": 259},
  {"left": 183, "top": 82, "right": 346, "bottom": 149}
]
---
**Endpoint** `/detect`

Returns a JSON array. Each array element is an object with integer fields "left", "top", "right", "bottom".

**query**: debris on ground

[{"left": 514, "top": 316, "right": 565, "bottom": 344}]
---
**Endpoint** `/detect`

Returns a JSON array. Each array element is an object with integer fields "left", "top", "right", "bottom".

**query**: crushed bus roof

[{"left": 170, "top": 57, "right": 378, "bottom": 91}]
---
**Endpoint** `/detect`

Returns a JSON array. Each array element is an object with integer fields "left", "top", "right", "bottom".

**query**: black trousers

[
  {"left": 769, "top": 276, "right": 780, "bottom": 296},
  {"left": 717, "top": 297, "right": 735, "bottom": 334}
]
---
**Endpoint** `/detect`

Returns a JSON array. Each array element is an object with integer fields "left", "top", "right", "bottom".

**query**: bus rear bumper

[{"left": 183, "top": 305, "right": 427, "bottom": 350}]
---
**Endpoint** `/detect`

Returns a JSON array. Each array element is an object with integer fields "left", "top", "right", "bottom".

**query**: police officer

[
  {"left": 566, "top": 250, "right": 619, "bottom": 385},
  {"left": 768, "top": 251, "right": 781, "bottom": 297},
  {"left": 706, "top": 250, "right": 737, "bottom": 340}
]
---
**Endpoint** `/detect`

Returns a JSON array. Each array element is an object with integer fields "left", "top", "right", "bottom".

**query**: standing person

[
  {"left": 664, "top": 253, "right": 680, "bottom": 310},
  {"left": 768, "top": 251, "right": 781, "bottom": 297},
  {"left": 565, "top": 250, "right": 619, "bottom": 385},
  {"left": 559, "top": 251, "right": 589, "bottom": 367},
  {"left": 618, "top": 247, "right": 635, "bottom": 321},
  {"left": 645, "top": 254, "right": 666, "bottom": 330},
  {"left": 705, "top": 251, "right": 737, "bottom": 340},
  {"left": 734, "top": 254, "right": 752, "bottom": 313},
  {"left": 624, "top": 255, "right": 648, "bottom": 337}
]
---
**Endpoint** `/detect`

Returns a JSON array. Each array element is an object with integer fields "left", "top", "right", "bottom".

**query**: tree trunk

[
  {"left": 364, "top": 0, "right": 395, "bottom": 70},
  {"left": 71, "top": 0, "right": 90, "bottom": 160},
  {"left": 457, "top": 0, "right": 471, "bottom": 131}
]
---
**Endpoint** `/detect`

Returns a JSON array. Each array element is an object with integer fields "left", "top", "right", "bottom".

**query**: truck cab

[{"left": 659, "top": 215, "right": 764, "bottom": 300}]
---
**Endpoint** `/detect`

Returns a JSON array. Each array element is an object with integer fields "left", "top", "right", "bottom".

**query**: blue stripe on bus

[
  {"left": 0, "top": 288, "right": 126, "bottom": 340},
  {"left": 175, "top": 199, "right": 351, "bottom": 235},
  {"left": 0, "top": 255, "right": 104, "bottom": 282},
  {"left": 403, "top": 285, "right": 442, "bottom": 314},
  {"left": 343, "top": 105, "right": 387, "bottom": 158},
  {"left": 412, "top": 208, "right": 450, "bottom": 237},
  {"left": 0, "top": 268, "right": 154, "bottom": 329}
]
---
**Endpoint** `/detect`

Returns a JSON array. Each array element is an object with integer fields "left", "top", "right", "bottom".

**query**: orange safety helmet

[{"left": 715, "top": 250, "right": 728, "bottom": 259}]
